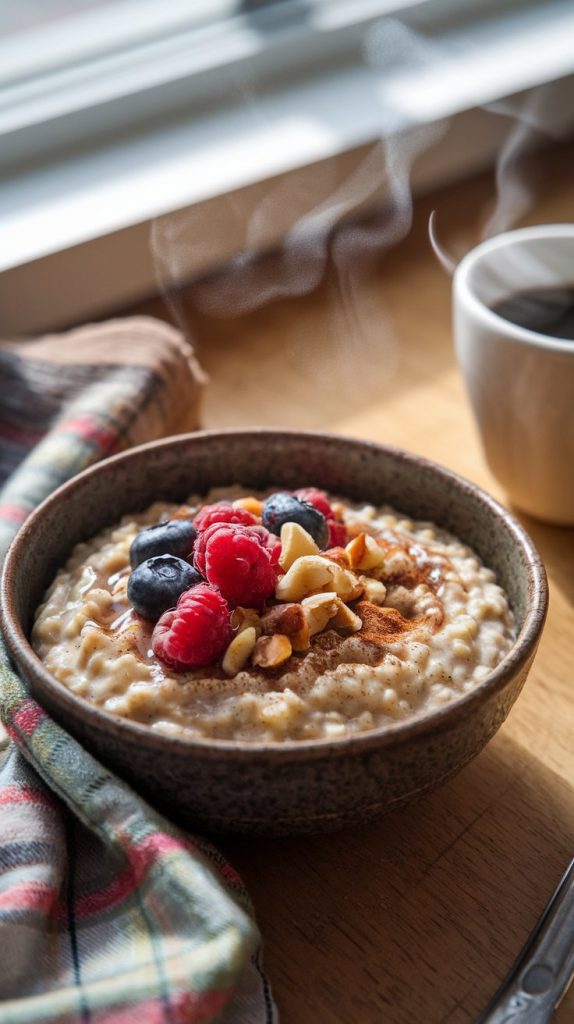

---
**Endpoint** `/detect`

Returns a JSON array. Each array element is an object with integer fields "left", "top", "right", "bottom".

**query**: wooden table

[{"left": 135, "top": 143, "right": 574, "bottom": 1023}]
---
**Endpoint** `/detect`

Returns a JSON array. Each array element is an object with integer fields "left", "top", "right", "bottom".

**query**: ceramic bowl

[{"left": 1, "top": 430, "right": 547, "bottom": 834}]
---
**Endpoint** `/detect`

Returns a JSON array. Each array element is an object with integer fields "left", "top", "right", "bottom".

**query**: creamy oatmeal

[{"left": 32, "top": 488, "right": 515, "bottom": 742}]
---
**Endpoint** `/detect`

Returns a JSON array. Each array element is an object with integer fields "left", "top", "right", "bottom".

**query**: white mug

[{"left": 453, "top": 224, "right": 574, "bottom": 525}]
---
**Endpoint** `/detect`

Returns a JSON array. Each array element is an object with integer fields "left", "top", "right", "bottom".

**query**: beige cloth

[{"left": 1, "top": 316, "right": 207, "bottom": 444}]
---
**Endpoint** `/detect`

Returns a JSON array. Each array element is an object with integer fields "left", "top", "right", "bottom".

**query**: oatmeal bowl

[{"left": 1, "top": 430, "right": 547, "bottom": 834}]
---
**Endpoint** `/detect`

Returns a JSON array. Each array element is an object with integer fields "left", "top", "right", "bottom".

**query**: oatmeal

[{"left": 32, "top": 487, "right": 515, "bottom": 742}]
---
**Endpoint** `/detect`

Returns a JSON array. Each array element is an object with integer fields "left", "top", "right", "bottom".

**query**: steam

[
  {"left": 150, "top": 14, "right": 572, "bottom": 418},
  {"left": 428, "top": 210, "right": 457, "bottom": 275},
  {"left": 427, "top": 77, "right": 571, "bottom": 278},
  {"left": 482, "top": 81, "right": 567, "bottom": 240},
  {"left": 151, "top": 18, "right": 449, "bottom": 413}
]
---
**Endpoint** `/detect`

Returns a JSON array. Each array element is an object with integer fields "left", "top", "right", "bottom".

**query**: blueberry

[
  {"left": 130, "top": 519, "right": 197, "bottom": 569},
  {"left": 262, "top": 492, "right": 329, "bottom": 548},
  {"left": 127, "top": 555, "right": 203, "bottom": 620}
]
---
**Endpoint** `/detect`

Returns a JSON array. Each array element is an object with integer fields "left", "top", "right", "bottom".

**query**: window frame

[{"left": 1, "top": 0, "right": 573, "bottom": 333}]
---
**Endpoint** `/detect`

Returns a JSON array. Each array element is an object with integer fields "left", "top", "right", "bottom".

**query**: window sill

[{"left": 1, "top": 0, "right": 574, "bottom": 335}]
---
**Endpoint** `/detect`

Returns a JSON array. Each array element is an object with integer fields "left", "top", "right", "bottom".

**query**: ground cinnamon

[{"left": 356, "top": 601, "right": 421, "bottom": 648}]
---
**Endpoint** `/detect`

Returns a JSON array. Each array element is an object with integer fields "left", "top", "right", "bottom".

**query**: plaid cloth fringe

[{"left": 0, "top": 319, "right": 276, "bottom": 1024}]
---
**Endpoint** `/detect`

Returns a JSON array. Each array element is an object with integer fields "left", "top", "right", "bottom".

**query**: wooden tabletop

[{"left": 135, "top": 143, "right": 574, "bottom": 1023}]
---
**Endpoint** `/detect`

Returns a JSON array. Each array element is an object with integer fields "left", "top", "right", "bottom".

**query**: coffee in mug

[{"left": 453, "top": 224, "right": 574, "bottom": 525}]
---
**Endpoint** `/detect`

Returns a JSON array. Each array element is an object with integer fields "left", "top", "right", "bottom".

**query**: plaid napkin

[{"left": 0, "top": 318, "right": 277, "bottom": 1024}]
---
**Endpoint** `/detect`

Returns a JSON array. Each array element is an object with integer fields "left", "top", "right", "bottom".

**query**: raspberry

[
  {"left": 194, "top": 523, "right": 277, "bottom": 607},
  {"left": 249, "top": 524, "right": 282, "bottom": 566},
  {"left": 328, "top": 520, "right": 348, "bottom": 547},
  {"left": 152, "top": 584, "right": 232, "bottom": 670},
  {"left": 194, "top": 502, "right": 257, "bottom": 532}
]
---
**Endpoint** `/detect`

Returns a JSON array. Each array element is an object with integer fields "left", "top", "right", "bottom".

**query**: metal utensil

[{"left": 477, "top": 858, "right": 574, "bottom": 1023}]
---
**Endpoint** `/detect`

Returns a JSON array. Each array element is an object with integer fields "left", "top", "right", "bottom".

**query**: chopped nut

[
  {"left": 322, "top": 547, "right": 352, "bottom": 569},
  {"left": 276, "top": 555, "right": 362, "bottom": 602},
  {"left": 331, "top": 600, "right": 362, "bottom": 632},
  {"left": 345, "top": 522, "right": 367, "bottom": 540},
  {"left": 233, "top": 496, "right": 263, "bottom": 517},
  {"left": 290, "top": 619, "right": 311, "bottom": 652},
  {"left": 329, "top": 563, "right": 364, "bottom": 601},
  {"left": 358, "top": 534, "right": 387, "bottom": 573},
  {"left": 346, "top": 532, "right": 386, "bottom": 575},
  {"left": 252, "top": 634, "right": 293, "bottom": 668},
  {"left": 359, "top": 576, "right": 387, "bottom": 605},
  {"left": 231, "top": 606, "right": 263, "bottom": 637},
  {"left": 278, "top": 522, "right": 319, "bottom": 571},
  {"left": 222, "top": 627, "right": 257, "bottom": 676},
  {"left": 301, "top": 593, "right": 362, "bottom": 635},
  {"left": 275, "top": 556, "right": 332, "bottom": 600},
  {"left": 346, "top": 533, "right": 366, "bottom": 568},
  {"left": 261, "top": 603, "right": 306, "bottom": 637},
  {"left": 302, "top": 592, "right": 339, "bottom": 636},
  {"left": 260, "top": 602, "right": 310, "bottom": 651}
]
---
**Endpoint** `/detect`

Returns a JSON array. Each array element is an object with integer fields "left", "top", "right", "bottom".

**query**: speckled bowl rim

[{"left": 1, "top": 428, "right": 548, "bottom": 764}]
